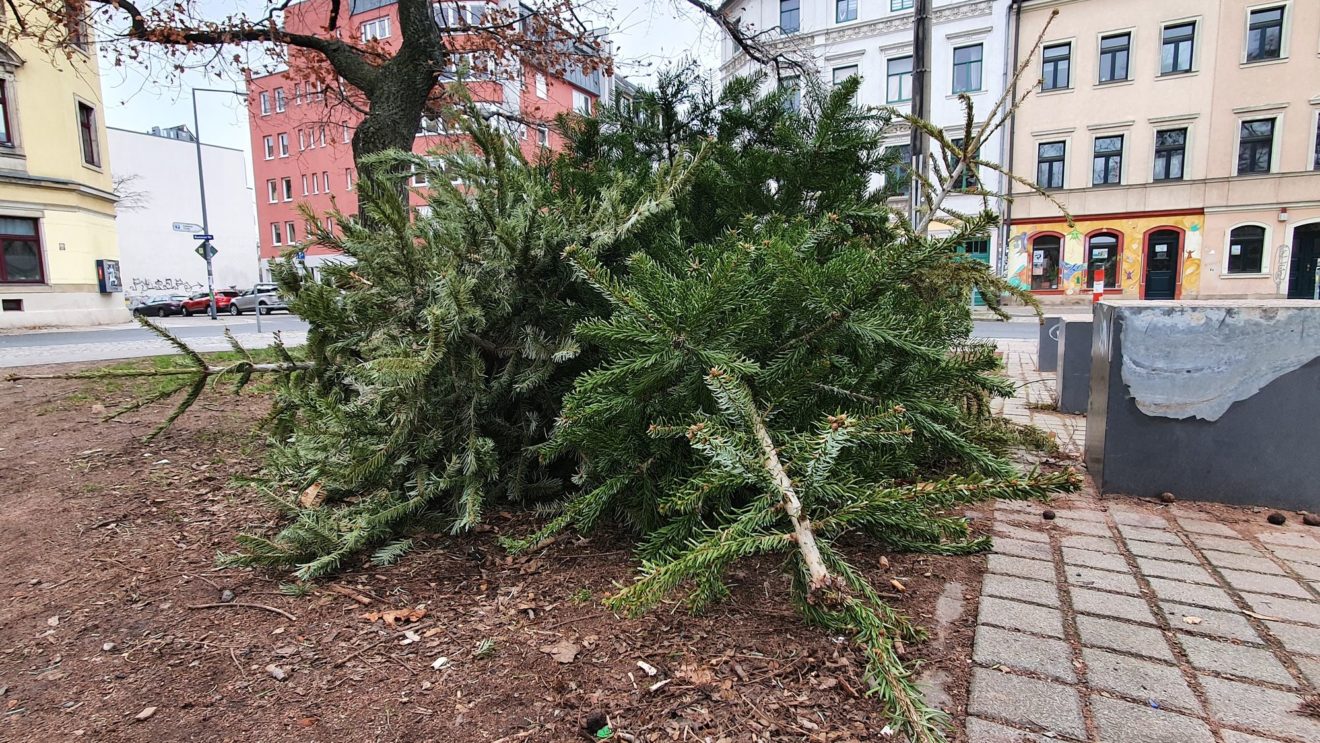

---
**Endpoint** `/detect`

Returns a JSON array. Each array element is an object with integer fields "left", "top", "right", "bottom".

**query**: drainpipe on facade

[{"left": 999, "top": 0, "right": 1023, "bottom": 279}]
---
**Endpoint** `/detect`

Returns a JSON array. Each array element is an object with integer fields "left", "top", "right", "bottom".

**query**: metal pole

[
  {"left": 909, "top": 0, "right": 932, "bottom": 231},
  {"left": 192, "top": 89, "right": 217, "bottom": 320}
]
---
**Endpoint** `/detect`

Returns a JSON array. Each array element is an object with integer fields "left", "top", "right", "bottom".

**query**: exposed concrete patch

[{"left": 1118, "top": 303, "right": 1320, "bottom": 421}]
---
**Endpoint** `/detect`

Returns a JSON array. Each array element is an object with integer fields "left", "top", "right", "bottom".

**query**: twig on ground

[{"left": 186, "top": 601, "right": 297, "bottom": 621}]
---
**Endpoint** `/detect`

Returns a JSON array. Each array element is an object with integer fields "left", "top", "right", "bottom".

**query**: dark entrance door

[
  {"left": 1144, "top": 230, "right": 1181, "bottom": 300},
  {"left": 1287, "top": 225, "right": 1320, "bottom": 299}
]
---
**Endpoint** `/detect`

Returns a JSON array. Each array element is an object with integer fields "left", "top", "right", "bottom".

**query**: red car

[{"left": 181, "top": 290, "right": 240, "bottom": 316}]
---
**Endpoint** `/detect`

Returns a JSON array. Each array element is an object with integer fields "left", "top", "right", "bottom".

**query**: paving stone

[
  {"left": 964, "top": 717, "right": 1054, "bottom": 742},
  {"left": 1264, "top": 620, "right": 1320, "bottom": 655},
  {"left": 974, "top": 625, "right": 1076, "bottom": 682},
  {"left": 1160, "top": 602, "right": 1264, "bottom": 644},
  {"left": 1125, "top": 540, "right": 1200, "bottom": 563},
  {"left": 1081, "top": 647, "right": 1199, "bottom": 712},
  {"left": 1060, "top": 534, "right": 1119, "bottom": 553},
  {"left": 1241, "top": 592, "right": 1320, "bottom": 626},
  {"left": 1189, "top": 534, "right": 1264, "bottom": 556},
  {"left": 1297, "top": 656, "right": 1320, "bottom": 687},
  {"left": 1064, "top": 565, "right": 1141, "bottom": 595},
  {"left": 983, "top": 574, "right": 1060, "bottom": 608},
  {"left": 1090, "top": 694, "right": 1214, "bottom": 743},
  {"left": 1147, "top": 577, "right": 1236, "bottom": 610},
  {"left": 1177, "top": 519, "right": 1239, "bottom": 537},
  {"left": 967, "top": 668, "right": 1086, "bottom": 741},
  {"left": 1111, "top": 510, "right": 1170, "bottom": 528},
  {"left": 1219, "top": 568, "right": 1312, "bottom": 599},
  {"left": 1199, "top": 675, "right": 1320, "bottom": 741},
  {"left": 1201, "top": 549, "right": 1284, "bottom": 575},
  {"left": 994, "top": 523, "right": 1050, "bottom": 543},
  {"left": 1267, "top": 545, "right": 1320, "bottom": 567},
  {"left": 1258, "top": 531, "right": 1320, "bottom": 549},
  {"left": 1070, "top": 586, "right": 1157, "bottom": 624},
  {"left": 993, "top": 538, "right": 1054, "bottom": 561},
  {"left": 1048, "top": 507, "right": 1108, "bottom": 523},
  {"left": 979, "top": 596, "right": 1065, "bottom": 638},
  {"left": 1058, "top": 518, "right": 1112, "bottom": 537},
  {"left": 1062, "top": 546, "right": 1129, "bottom": 573},
  {"left": 1175, "top": 634, "right": 1294, "bottom": 685},
  {"left": 995, "top": 499, "right": 1042, "bottom": 514},
  {"left": 988, "top": 554, "right": 1058, "bottom": 583},
  {"left": 1116, "top": 523, "right": 1184, "bottom": 545},
  {"left": 1076, "top": 615, "right": 1174, "bottom": 661},
  {"left": 1220, "top": 732, "right": 1291, "bottom": 743},
  {"left": 1286, "top": 560, "right": 1320, "bottom": 581},
  {"left": 1134, "top": 557, "right": 1217, "bottom": 585}
]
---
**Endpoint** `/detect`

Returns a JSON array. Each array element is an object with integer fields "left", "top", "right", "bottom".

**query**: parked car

[
  {"left": 131, "top": 294, "right": 189, "bottom": 317},
  {"left": 228, "top": 283, "right": 289, "bottom": 315},
  {"left": 180, "top": 290, "right": 240, "bottom": 316}
]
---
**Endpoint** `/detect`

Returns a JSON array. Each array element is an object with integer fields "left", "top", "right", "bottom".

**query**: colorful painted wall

[{"left": 1007, "top": 213, "right": 1205, "bottom": 299}]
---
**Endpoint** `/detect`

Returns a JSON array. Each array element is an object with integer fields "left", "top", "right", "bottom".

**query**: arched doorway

[
  {"left": 1144, "top": 229, "right": 1181, "bottom": 299},
  {"left": 1287, "top": 223, "right": 1320, "bottom": 299},
  {"left": 1031, "top": 234, "right": 1062, "bottom": 291},
  {"left": 1086, "top": 232, "right": 1121, "bottom": 290}
]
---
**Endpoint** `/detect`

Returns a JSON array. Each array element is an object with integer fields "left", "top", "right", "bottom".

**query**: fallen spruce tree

[{"left": 19, "top": 72, "right": 1077, "bottom": 740}]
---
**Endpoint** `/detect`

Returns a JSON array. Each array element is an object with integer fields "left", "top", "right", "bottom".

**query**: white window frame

[
  {"left": 271, "top": 222, "right": 282, "bottom": 246},
  {"left": 537, "top": 125, "right": 549, "bottom": 148},
  {"left": 1096, "top": 28, "right": 1136, "bottom": 85},
  {"left": 263, "top": 136, "right": 274, "bottom": 160},
  {"left": 1158, "top": 18, "right": 1201, "bottom": 77},
  {"left": 1222, "top": 222, "right": 1272, "bottom": 277},
  {"left": 267, "top": 179, "right": 278, "bottom": 203},
  {"left": 285, "top": 221, "right": 296, "bottom": 244},
  {"left": 274, "top": 88, "right": 286, "bottom": 113},
  {"left": 534, "top": 73, "right": 547, "bottom": 99},
  {"left": 278, "top": 133, "right": 289, "bottom": 157},
  {"left": 343, "top": 122, "right": 351, "bottom": 143},
  {"left": 301, "top": 174, "right": 308, "bottom": 196},
  {"left": 282, "top": 177, "right": 293, "bottom": 202},
  {"left": 299, "top": 129, "right": 306, "bottom": 151},
  {"left": 323, "top": 171, "right": 330, "bottom": 192},
  {"left": 1233, "top": 112, "right": 1283, "bottom": 175},
  {"left": 259, "top": 92, "right": 270, "bottom": 116},
  {"left": 360, "top": 16, "right": 391, "bottom": 41},
  {"left": 1242, "top": 1, "right": 1291, "bottom": 65},
  {"left": 312, "top": 172, "right": 320, "bottom": 194}
]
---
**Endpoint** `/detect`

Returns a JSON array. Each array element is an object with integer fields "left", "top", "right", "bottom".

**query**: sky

[{"left": 99, "top": 1, "right": 723, "bottom": 160}]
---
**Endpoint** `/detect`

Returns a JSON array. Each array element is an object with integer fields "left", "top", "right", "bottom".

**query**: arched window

[
  {"left": 1227, "top": 225, "right": 1266, "bottom": 274},
  {"left": 1086, "top": 232, "right": 1121, "bottom": 288},
  {"left": 1031, "top": 235, "right": 1062, "bottom": 290}
]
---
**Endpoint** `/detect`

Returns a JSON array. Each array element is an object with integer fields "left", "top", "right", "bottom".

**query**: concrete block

[
  {"left": 968, "top": 668, "right": 1086, "bottom": 741},
  {"left": 1159, "top": 602, "right": 1263, "bottom": 644},
  {"left": 1076, "top": 615, "right": 1174, "bottom": 661},
  {"left": 1064, "top": 565, "right": 1141, "bottom": 596},
  {"left": 1063, "top": 546, "right": 1130, "bottom": 573},
  {"left": 987, "top": 554, "right": 1057, "bottom": 583},
  {"left": 1241, "top": 593, "right": 1320, "bottom": 626},
  {"left": 1218, "top": 568, "right": 1311, "bottom": 599},
  {"left": 1147, "top": 578, "right": 1236, "bottom": 610},
  {"left": 1133, "top": 557, "right": 1216, "bottom": 585},
  {"left": 1126, "top": 540, "right": 1200, "bottom": 563},
  {"left": 983, "top": 574, "right": 1060, "bottom": 608},
  {"left": 1199, "top": 549, "right": 1281, "bottom": 574},
  {"left": 974, "top": 625, "right": 1076, "bottom": 682},
  {"left": 1038, "top": 316, "right": 1062, "bottom": 372},
  {"left": 979, "top": 596, "right": 1066, "bottom": 638},
  {"left": 1199, "top": 675, "right": 1320, "bottom": 741},
  {"left": 1081, "top": 647, "right": 1199, "bottom": 713},
  {"left": 1055, "top": 319, "right": 1093, "bottom": 415},
  {"left": 1070, "top": 586, "right": 1156, "bottom": 624},
  {"left": 1175, "top": 634, "right": 1294, "bottom": 686},
  {"left": 1086, "top": 301, "right": 1320, "bottom": 511},
  {"left": 1090, "top": 694, "right": 1214, "bottom": 743}
]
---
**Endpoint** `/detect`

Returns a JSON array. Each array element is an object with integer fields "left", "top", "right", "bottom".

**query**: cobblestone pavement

[{"left": 991, "top": 339, "right": 1084, "bottom": 457}]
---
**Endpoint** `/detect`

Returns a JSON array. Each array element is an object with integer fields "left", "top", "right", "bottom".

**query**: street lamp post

[{"left": 191, "top": 87, "right": 245, "bottom": 320}]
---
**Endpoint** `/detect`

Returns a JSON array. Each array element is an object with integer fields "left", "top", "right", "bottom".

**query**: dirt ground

[{"left": 0, "top": 363, "right": 995, "bottom": 742}]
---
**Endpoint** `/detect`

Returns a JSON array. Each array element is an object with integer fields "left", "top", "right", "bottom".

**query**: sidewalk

[{"left": 967, "top": 341, "right": 1320, "bottom": 742}]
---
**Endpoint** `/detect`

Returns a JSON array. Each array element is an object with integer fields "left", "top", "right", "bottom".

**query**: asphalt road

[{"left": 971, "top": 320, "right": 1040, "bottom": 340}]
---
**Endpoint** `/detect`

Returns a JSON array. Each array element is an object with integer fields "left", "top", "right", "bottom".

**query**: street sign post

[
  {"left": 193, "top": 233, "right": 214, "bottom": 241},
  {"left": 172, "top": 221, "right": 203, "bottom": 233},
  {"left": 195, "top": 241, "right": 218, "bottom": 260}
]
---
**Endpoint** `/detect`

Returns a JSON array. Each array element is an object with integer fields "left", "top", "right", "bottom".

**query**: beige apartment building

[{"left": 1006, "top": 0, "right": 1320, "bottom": 301}]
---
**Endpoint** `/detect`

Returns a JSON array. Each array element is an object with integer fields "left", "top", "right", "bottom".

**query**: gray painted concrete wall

[
  {"left": 1087, "top": 301, "right": 1320, "bottom": 511},
  {"left": 1056, "top": 320, "right": 1093, "bottom": 415}
]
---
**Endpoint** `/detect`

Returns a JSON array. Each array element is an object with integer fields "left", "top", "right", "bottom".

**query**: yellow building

[
  {"left": 1007, "top": 0, "right": 1320, "bottom": 302},
  {"left": 0, "top": 6, "right": 126, "bottom": 328}
]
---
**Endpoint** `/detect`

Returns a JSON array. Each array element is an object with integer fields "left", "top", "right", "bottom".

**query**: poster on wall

[{"left": 1230, "top": 245, "right": 1242, "bottom": 255}]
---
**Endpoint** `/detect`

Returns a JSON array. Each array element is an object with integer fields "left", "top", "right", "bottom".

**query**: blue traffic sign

[{"left": 193, "top": 233, "right": 214, "bottom": 240}]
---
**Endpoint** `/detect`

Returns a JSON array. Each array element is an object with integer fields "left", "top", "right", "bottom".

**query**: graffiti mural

[
  {"left": 129, "top": 276, "right": 205, "bottom": 294},
  {"left": 1008, "top": 213, "right": 1205, "bottom": 298}
]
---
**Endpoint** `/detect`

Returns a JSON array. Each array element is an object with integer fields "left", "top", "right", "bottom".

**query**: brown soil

[{"left": 0, "top": 363, "right": 991, "bottom": 742}]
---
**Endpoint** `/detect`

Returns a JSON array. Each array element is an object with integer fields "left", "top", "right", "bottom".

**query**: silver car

[{"left": 228, "top": 283, "right": 289, "bottom": 315}]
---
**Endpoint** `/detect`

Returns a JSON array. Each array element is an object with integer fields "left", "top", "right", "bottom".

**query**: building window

[
  {"left": 948, "top": 137, "right": 979, "bottom": 191},
  {"left": 537, "top": 125, "right": 549, "bottom": 147},
  {"left": 282, "top": 177, "right": 293, "bottom": 201},
  {"left": 1314, "top": 112, "right": 1320, "bottom": 170},
  {"left": 267, "top": 179, "right": 278, "bottom": 203},
  {"left": 274, "top": 88, "right": 286, "bottom": 113},
  {"left": 1227, "top": 225, "right": 1266, "bottom": 274},
  {"left": 278, "top": 133, "right": 289, "bottom": 157},
  {"left": 572, "top": 89, "right": 592, "bottom": 115},
  {"left": 887, "top": 56, "right": 913, "bottom": 103},
  {"left": 271, "top": 223, "right": 282, "bottom": 246},
  {"left": 0, "top": 81, "right": 14, "bottom": 147},
  {"left": 323, "top": 171, "right": 330, "bottom": 192},
  {"left": 1041, "top": 43, "right": 1071, "bottom": 91},
  {"left": 77, "top": 101, "right": 99, "bottom": 167},
  {"left": 312, "top": 173, "right": 320, "bottom": 194},
  {"left": 346, "top": 168, "right": 354, "bottom": 190},
  {"left": 1037, "top": 141, "right": 1066, "bottom": 189},
  {"left": 263, "top": 136, "right": 274, "bottom": 159},
  {"left": 1092, "top": 135, "right": 1123, "bottom": 186},
  {"left": 1161, "top": 22, "right": 1196, "bottom": 75},
  {"left": 294, "top": 84, "right": 302, "bottom": 104},
  {"left": 884, "top": 144, "right": 912, "bottom": 196},
  {"left": 836, "top": 0, "right": 857, "bottom": 23},
  {"left": 892, "top": 0, "right": 914, "bottom": 10},
  {"left": 301, "top": 175, "right": 309, "bottom": 195},
  {"left": 952, "top": 44, "right": 983, "bottom": 93},
  {"left": 299, "top": 130, "right": 306, "bottom": 151},
  {"left": 780, "top": 0, "right": 800, "bottom": 33},
  {"left": 781, "top": 76, "right": 801, "bottom": 112},
  {"left": 0, "top": 217, "right": 43, "bottom": 283},
  {"left": 534, "top": 73, "right": 547, "bottom": 99},
  {"left": 360, "top": 17, "right": 391, "bottom": 41},
  {"left": 832, "top": 65, "right": 858, "bottom": 88},
  {"left": 343, "top": 122, "right": 351, "bottom": 143},
  {"left": 1098, "top": 32, "right": 1130, "bottom": 83},
  {"left": 259, "top": 92, "right": 270, "bottom": 116},
  {"left": 1031, "top": 235, "right": 1061, "bottom": 291},
  {"left": 285, "top": 221, "right": 296, "bottom": 244},
  {"left": 1246, "top": 6, "right": 1285, "bottom": 62},
  {"left": 1237, "top": 118, "right": 1275, "bottom": 174},
  {"left": 320, "top": 127, "right": 326, "bottom": 147},
  {"left": 1153, "top": 128, "right": 1186, "bottom": 181},
  {"left": 1086, "top": 232, "right": 1121, "bottom": 288}
]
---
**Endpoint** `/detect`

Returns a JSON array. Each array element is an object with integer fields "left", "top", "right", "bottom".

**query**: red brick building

[{"left": 247, "top": 0, "right": 618, "bottom": 277}]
